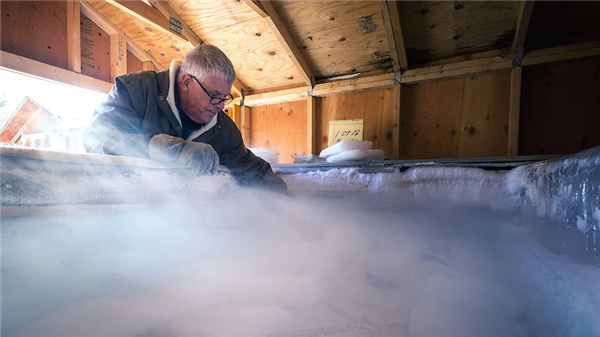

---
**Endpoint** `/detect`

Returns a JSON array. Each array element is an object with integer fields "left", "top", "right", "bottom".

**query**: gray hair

[{"left": 179, "top": 45, "right": 236, "bottom": 83}]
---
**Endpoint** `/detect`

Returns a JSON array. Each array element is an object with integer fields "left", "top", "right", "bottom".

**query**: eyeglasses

[{"left": 189, "top": 75, "right": 234, "bottom": 106}]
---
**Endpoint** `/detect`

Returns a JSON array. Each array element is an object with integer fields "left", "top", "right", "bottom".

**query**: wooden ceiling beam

[
  {"left": 0, "top": 51, "right": 113, "bottom": 93},
  {"left": 244, "top": 0, "right": 315, "bottom": 86},
  {"left": 512, "top": 0, "right": 535, "bottom": 51},
  {"left": 238, "top": 41, "right": 600, "bottom": 104},
  {"left": 312, "top": 73, "right": 397, "bottom": 97},
  {"left": 149, "top": 0, "right": 248, "bottom": 97},
  {"left": 105, "top": 0, "right": 189, "bottom": 45},
  {"left": 521, "top": 40, "right": 600, "bottom": 66},
  {"left": 238, "top": 86, "right": 309, "bottom": 107},
  {"left": 80, "top": 1, "right": 166, "bottom": 72},
  {"left": 379, "top": 0, "right": 408, "bottom": 71},
  {"left": 149, "top": 0, "right": 202, "bottom": 46}
]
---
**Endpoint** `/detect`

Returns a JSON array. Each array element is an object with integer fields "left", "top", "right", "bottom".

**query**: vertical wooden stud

[
  {"left": 307, "top": 96, "right": 317, "bottom": 155},
  {"left": 241, "top": 106, "right": 250, "bottom": 145},
  {"left": 67, "top": 0, "right": 81, "bottom": 73},
  {"left": 110, "top": 34, "right": 127, "bottom": 81},
  {"left": 142, "top": 60, "right": 155, "bottom": 71},
  {"left": 392, "top": 84, "right": 401, "bottom": 159},
  {"left": 508, "top": 67, "right": 522, "bottom": 156}
]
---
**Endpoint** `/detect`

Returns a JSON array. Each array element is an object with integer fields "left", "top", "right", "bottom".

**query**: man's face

[{"left": 178, "top": 74, "right": 233, "bottom": 124}]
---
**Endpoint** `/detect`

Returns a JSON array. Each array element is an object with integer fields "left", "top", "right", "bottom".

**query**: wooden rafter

[
  {"left": 149, "top": 0, "right": 202, "bottom": 46},
  {"left": 67, "top": 0, "right": 81, "bottom": 73},
  {"left": 244, "top": 0, "right": 314, "bottom": 86},
  {"left": 379, "top": 1, "right": 408, "bottom": 71},
  {"left": 105, "top": 0, "right": 189, "bottom": 45},
  {"left": 513, "top": 0, "right": 535, "bottom": 51},
  {"left": 80, "top": 0, "right": 166, "bottom": 72},
  {"left": 0, "top": 51, "right": 113, "bottom": 93},
  {"left": 149, "top": 0, "right": 248, "bottom": 97}
]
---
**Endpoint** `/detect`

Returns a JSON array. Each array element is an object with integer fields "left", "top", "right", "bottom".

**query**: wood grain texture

[
  {"left": 110, "top": 33, "right": 127, "bottom": 80},
  {"left": 166, "top": 0, "right": 261, "bottom": 36},
  {"left": 149, "top": 0, "right": 202, "bottom": 46},
  {"left": 272, "top": 1, "right": 392, "bottom": 78},
  {"left": 519, "top": 56, "right": 600, "bottom": 155},
  {"left": 307, "top": 96, "right": 317, "bottom": 155},
  {"left": 88, "top": 1, "right": 193, "bottom": 69},
  {"left": 399, "top": 1, "right": 520, "bottom": 64},
  {"left": 0, "top": 50, "right": 113, "bottom": 93},
  {"left": 401, "top": 71, "right": 511, "bottom": 159},
  {"left": 67, "top": 0, "right": 82, "bottom": 72},
  {"left": 508, "top": 67, "right": 521, "bottom": 156},
  {"left": 1, "top": 1, "right": 69, "bottom": 70},
  {"left": 248, "top": 100, "right": 308, "bottom": 163},
  {"left": 127, "top": 50, "right": 143, "bottom": 73},
  {"left": 317, "top": 88, "right": 398, "bottom": 158},
  {"left": 80, "top": 13, "right": 111, "bottom": 82},
  {"left": 105, "top": 0, "right": 187, "bottom": 43},
  {"left": 200, "top": 16, "right": 306, "bottom": 90}
]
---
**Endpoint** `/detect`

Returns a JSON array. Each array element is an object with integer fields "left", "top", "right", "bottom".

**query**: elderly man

[{"left": 84, "top": 45, "right": 287, "bottom": 191}]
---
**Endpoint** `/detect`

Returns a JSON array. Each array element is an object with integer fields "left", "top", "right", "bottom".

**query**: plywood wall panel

[
  {"left": 317, "top": 88, "right": 399, "bottom": 158},
  {"left": 248, "top": 100, "right": 308, "bottom": 164},
  {"left": 399, "top": 1, "right": 519, "bottom": 64},
  {"left": 1, "top": 1, "right": 68, "bottom": 70},
  {"left": 520, "top": 56, "right": 600, "bottom": 155},
  {"left": 127, "top": 50, "right": 143, "bottom": 74},
  {"left": 273, "top": 1, "right": 391, "bottom": 78},
  {"left": 80, "top": 13, "right": 111, "bottom": 82},
  {"left": 401, "top": 71, "right": 511, "bottom": 159}
]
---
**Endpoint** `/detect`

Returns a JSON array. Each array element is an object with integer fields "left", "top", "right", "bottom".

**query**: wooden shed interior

[{"left": 1, "top": 0, "right": 599, "bottom": 163}]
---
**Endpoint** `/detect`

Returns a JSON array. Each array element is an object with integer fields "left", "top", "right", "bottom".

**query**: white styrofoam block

[
  {"left": 326, "top": 149, "right": 384, "bottom": 163},
  {"left": 319, "top": 140, "right": 372, "bottom": 158}
]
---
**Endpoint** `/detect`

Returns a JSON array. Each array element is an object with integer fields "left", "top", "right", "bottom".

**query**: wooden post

[
  {"left": 67, "top": 0, "right": 81, "bottom": 73},
  {"left": 240, "top": 106, "right": 250, "bottom": 145},
  {"left": 110, "top": 34, "right": 127, "bottom": 81},
  {"left": 508, "top": 67, "right": 522, "bottom": 156},
  {"left": 232, "top": 103, "right": 241, "bottom": 127},
  {"left": 307, "top": 96, "right": 317, "bottom": 155},
  {"left": 142, "top": 61, "right": 155, "bottom": 71},
  {"left": 392, "top": 84, "right": 401, "bottom": 159}
]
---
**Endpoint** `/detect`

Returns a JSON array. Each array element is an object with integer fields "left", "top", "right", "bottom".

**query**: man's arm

[
  {"left": 219, "top": 126, "right": 288, "bottom": 192},
  {"left": 83, "top": 77, "right": 154, "bottom": 158}
]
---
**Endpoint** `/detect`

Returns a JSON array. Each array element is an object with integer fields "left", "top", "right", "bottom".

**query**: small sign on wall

[{"left": 328, "top": 119, "right": 364, "bottom": 147}]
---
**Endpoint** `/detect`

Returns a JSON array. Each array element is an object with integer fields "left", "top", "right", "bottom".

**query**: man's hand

[
  {"left": 148, "top": 134, "right": 219, "bottom": 175},
  {"left": 178, "top": 141, "right": 220, "bottom": 175}
]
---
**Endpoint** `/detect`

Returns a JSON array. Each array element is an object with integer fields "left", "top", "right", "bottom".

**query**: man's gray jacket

[{"left": 83, "top": 62, "right": 286, "bottom": 190}]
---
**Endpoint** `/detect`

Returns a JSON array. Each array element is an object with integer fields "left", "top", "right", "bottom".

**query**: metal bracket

[
  {"left": 358, "top": 158, "right": 395, "bottom": 174},
  {"left": 512, "top": 48, "right": 524, "bottom": 68},
  {"left": 307, "top": 75, "right": 315, "bottom": 96},
  {"left": 394, "top": 70, "right": 402, "bottom": 84},
  {"left": 240, "top": 88, "right": 246, "bottom": 107}
]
